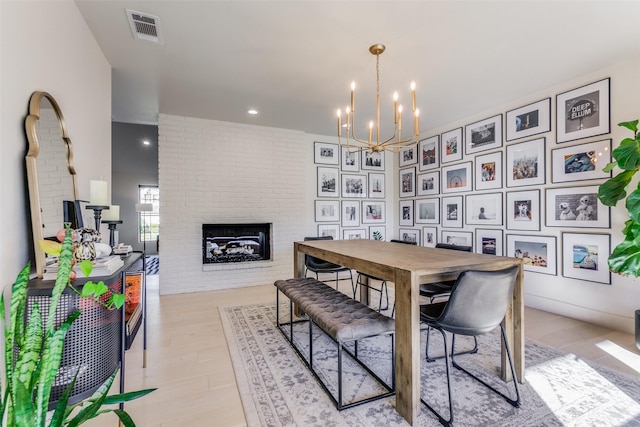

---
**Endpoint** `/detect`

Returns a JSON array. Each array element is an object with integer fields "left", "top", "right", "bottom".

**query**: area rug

[
  {"left": 145, "top": 255, "right": 159, "bottom": 275},
  {"left": 220, "top": 303, "right": 640, "bottom": 426}
]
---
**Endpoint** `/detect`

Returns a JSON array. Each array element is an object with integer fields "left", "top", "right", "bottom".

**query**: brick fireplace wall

[{"left": 158, "top": 114, "right": 310, "bottom": 294}]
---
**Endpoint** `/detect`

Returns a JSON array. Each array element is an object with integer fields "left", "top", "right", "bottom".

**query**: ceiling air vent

[{"left": 125, "top": 9, "right": 163, "bottom": 44}]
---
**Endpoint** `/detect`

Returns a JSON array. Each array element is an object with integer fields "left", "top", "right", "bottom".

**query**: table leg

[
  {"left": 500, "top": 262, "right": 525, "bottom": 383},
  {"left": 359, "top": 274, "right": 370, "bottom": 306},
  {"left": 394, "top": 270, "right": 420, "bottom": 425}
]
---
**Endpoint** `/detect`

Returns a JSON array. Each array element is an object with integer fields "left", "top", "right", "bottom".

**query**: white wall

[
  {"left": 0, "top": 1, "right": 111, "bottom": 287},
  {"left": 411, "top": 57, "right": 640, "bottom": 333}
]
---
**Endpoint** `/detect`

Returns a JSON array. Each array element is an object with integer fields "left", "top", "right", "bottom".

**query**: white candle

[
  {"left": 102, "top": 205, "right": 119, "bottom": 221},
  {"left": 89, "top": 180, "right": 108, "bottom": 205}
]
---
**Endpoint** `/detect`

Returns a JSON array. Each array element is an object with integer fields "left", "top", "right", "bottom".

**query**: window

[{"left": 138, "top": 186, "right": 159, "bottom": 242}]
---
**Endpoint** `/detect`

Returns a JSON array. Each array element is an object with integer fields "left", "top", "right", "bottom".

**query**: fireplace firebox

[{"left": 202, "top": 223, "right": 271, "bottom": 264}]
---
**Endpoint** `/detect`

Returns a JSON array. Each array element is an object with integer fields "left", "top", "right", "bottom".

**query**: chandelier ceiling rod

[{"left": 337, "top": 44, "right": 420, "bottom": 153}]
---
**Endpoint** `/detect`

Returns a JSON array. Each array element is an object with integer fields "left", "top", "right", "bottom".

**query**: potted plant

[
  {"left": 597, "top": 119, "right": 640, "bottom": 345},
  {"left": 0, "top": 226, "right": 155, "bottom": 426}
]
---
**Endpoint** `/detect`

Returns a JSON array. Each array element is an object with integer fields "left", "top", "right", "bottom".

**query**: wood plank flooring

[{"left": 85, "top": 276, "right": 640, "bottom": 427}]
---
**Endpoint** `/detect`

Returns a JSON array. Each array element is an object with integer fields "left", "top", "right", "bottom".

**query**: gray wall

[{"left": 112, "top": 122, "right": 159, "bottom": 254}]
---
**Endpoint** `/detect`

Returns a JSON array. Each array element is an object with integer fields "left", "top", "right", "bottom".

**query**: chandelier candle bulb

[
  {"left": 337, "top": 109, "right": 342, "bottom": 137},
  {"left": 393, "top": 91, "right": 398, "bottom": 123},
  {"left": 398, "top": 105, "right": 403, "bottom": 132},
  {"left": 89, "top": 180, "right": 108, "bottom": 206},
  {"left": 415, "top": 109, "right": 420, "bottom": 136},
  {"left": 350, "top": 81, "right": 355, "bottom": 112},
  {"left": 368, "top": 121, "right": 373, "bottom": 144},
  {"left": 411, "top": 81, "right": 416, "bottom": 112}
]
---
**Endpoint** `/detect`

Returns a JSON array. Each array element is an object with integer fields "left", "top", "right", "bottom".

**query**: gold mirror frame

[{"left": 25, "top": 91, "right": 79, "bottom": 278}]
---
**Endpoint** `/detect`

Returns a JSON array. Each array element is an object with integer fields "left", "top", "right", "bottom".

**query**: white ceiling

[{"left": 75, "top": 0, "right": 640, "bottom": 137}]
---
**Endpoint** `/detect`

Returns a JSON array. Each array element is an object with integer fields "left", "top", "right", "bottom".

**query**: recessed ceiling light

[
  {"left": 247, "top": 109, "right": 259, "bottom": 115},
  {"left": 143, "top": 140, "right": 150, "bottom": 145}
]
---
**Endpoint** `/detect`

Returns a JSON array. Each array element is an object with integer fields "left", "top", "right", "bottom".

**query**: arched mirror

[{"left": 25, "top": 91, "right": 79, "bottom": 278}]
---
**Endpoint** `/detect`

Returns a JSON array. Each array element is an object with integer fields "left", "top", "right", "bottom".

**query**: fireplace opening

[{"left": 202, "top": 223, "right": 271, "bottom": 264}]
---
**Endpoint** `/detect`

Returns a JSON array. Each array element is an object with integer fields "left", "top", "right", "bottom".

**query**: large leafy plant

[
  {"left": 598, "top": 120, "right": 640, "bottom": 276},
  {"left": 0, "top": 227, "right": 155, "bottom": 426}
]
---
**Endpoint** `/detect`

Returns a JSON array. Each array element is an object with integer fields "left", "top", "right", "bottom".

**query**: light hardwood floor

[{"left": 85, "top": 276, "right": 640, "bottom": 427}]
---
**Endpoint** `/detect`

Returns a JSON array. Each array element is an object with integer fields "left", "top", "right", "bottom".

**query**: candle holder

[
  {"left": 102, "top": 220, "right": 123, "bottom": 247},
  {"left": 86, "top": 205, "right": 109, "bottom": 231}
]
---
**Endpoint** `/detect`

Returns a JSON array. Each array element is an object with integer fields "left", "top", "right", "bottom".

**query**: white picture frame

[
  {"left": 314, "top": 141, "right": 339, "bottom": 165},
  {"left": 545, "top": 186, "right": 610, "bottom": 228},
  {"left": 419, "top": 136, "right": 439, "bottom": 171},
  {"left": 362, "top": 201, "right": 385, "bottom": 224},
  {"left": 417, "top": 171, "right": 439, "bottom": 196},
  {"left": 556, "top": 78, "right": 611, "bottom": 144},
  {"left": 422, "top": 226, "right": 438, "bottom": 248},
  {"left": 562, "top": 232, "right": 611, "bottom": 284},
  {"left": 415, "top": 198, "right": 440, "bottom": 224},
  {"left": 442, "top": 231, "right": 473, "bottom": 248},
  {"left": 465, "top": 114, "right": 503, "bottom": 155},
  {"left": 465, "top": 192, "right": 503, "bottom": 226},
  {"left": 361, "top": 150, "right": 385, "bottom": 171},
  {"left": 441, "top": 127, "right": 463, "bottom": 164},
  {"left": 506, "top": 137, "right": 546, "bottom": 187},
  {"left": 399, "top": 199, "right": 414, "bottom": 226},
  {"left": 343, "top": 228, "right": 366, "bottom": 240},
  {"left": 399, "top": 167, "right": 416, "bottom": 198},
  {"left": 399, "top": 145, "right": 418, "bottom": 167},
  {"left": 368, "top": 173, "right": 385, "bottom": 198},
  {"left": 506, "top": 98, "right": 551, "bottom": 142},
  {"left": 442, "top": 195, "right": 463, "bottom": 228},
  {"left": 317, "top": 167, "right": 339, "bottom": 198},
  {"left": 399, "top": 228, "right": 420, "bottom": 245},
  {"left": 506, "top": 189, "right": 541, "bottom": 231},
  {"left": 341, "top": 200, "right": 360, "bottom": 227},
  {"left": 475, "top": 228, "right": 504, "bottom": 256},
  {"left": 369, "top": 225, "right": 386, "bottom": 241},
  {"left": 507, "top": 234, "right": 557, "bottom": 275},
  {"left": 551, "top": 139, "right": 612, "bottom": 183},
  {"left": 475, "top": 151, "right": 503, "bottom": 190},
  {"left": 315, "top": 200, "right": 340, "bottom": 222},
  {"left": 318, "top": 224, "right": 340, "bottom": 239},
  {"left": 341, "top": 173, "right": 367, "bottom": 198},
  {"left": 442, "top": 162, "right": 472, "bottom": 193},
  {"left": 340, "top": 146, "right": 359, "bottom": 172}
]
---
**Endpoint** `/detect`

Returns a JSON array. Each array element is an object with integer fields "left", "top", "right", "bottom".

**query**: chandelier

[{"left": 337, "top": 44, "right": 420, "bottom": 153}]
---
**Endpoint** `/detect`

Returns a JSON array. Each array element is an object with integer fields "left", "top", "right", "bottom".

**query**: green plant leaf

[
  {"left": 49, "top": 370, "right": 79, "bottom": 427},
  {"left": 66, "top": 371, "right": 117, "bottom": 427},
  {"left": 112, "top": 409, "right": 136, "bottom": 427},
  {"left": 110, "top": 293, "right": 126, "bottom": 310},
  {"left": 79, "top": 260, "right": 93, "bottom": 278},
  {"left": 47, "top": 226, "right": 74, "bottom": 333},
  {"left": 608, "top": 239, "right": 640, "bottom": 277},
  {"left": 619, "top": 119, "right": 639, "bottom": 133},
  {"left": 92, "top": 282, "right": 109, "bottom": 298},
  {"left": 37, "top": 240, "right": 62, "bottom": 257},
  {"left": 598, "top": 170, "right": 636, "bottom": 206},
  {"left": 627, "top": 186, "right": 640, "bottom": 224},
  {"left": 602, "top": 161, "right": 618, "bottom": 173},
  {"left": 6, "top": 263, "right": 31, "bottom": 410},
  {"left": 102, "top": 388, "right": 157, "bottom": 405},
  {"left": 80, "top": 282, "right": 97, "bottom": 298},
  {"left": 611, "top": 137, "right": 640, "bottom": 171},
  {"left": 14, "top": 303, "right": 43, "bottom": 394}
]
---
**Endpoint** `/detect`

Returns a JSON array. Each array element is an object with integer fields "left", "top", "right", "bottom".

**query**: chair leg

[
  {"left": 426, "top": 330, "right": 479, "bottom": 362},
  {"left": 420, "top": 327, "right": 453, "bottom": 426},
  {"left": 450, "top": 325, "right": 520, "bottom": 408}
]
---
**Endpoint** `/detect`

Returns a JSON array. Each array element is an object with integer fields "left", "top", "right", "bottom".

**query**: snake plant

[
  {"left": 598, "top": 120, "right": 640, "bottom": 276},
  {"left": 0, "top": 226, "right": 155, "bottom": 426}
]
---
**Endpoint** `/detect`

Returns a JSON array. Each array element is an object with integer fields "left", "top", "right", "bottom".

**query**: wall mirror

[{"left": 25, "top": 91, "right": 79, "bottom": 278}]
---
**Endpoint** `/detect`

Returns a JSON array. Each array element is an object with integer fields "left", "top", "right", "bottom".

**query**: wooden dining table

[{"left": 293, "top": 238, "right": 524, "bottom": 426}]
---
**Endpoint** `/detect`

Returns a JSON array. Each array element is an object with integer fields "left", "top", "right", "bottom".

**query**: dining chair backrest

[
  {"left": 435, "top": 243, "right": 472, "bottom": 252},
  {"left": 304, "top": 236, "right": 335, "bottom": 268},
  {"left": 435, "top": 266, "right": 519, "bottom": 336},
  {"left": 389, "top": 239, "right": 417, "bottom": 245}
]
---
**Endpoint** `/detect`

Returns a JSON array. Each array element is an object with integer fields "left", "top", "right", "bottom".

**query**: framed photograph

[
  {"left": 400, "top": 167, "right": 416, "bottom": 198},
  {"left": 465, "top": 114, "right": 503, "bottom": 155},
  {"left": 551, "top": 139, "right": 612, "bottom": 183},
  {"left": 399, "top": 200, "right": 414, "bottom": 226},
  {"left": 317, "top": 167, "right": 339, "bottom": 198},
  {"left": 441, "top": 127, "right": 463, "bottom": 164},
  {"left": 318, "top": 224, "right": 339, "bottom": 239},
  {"left": 343, "top": 228, "right": 366, "bottom": 240},
  {"left": 415, "top": 198, "right": 440, "bottom": 224},
  {"left": 465, "top": 192, "right": 503, "bottom": 226},
  {"left": 475, "top": 229, "right": 504, "bottom": 256},
  {"left": 506, "top": 137, "right": 546, "bottom": 187},
  {"left": 442, "top": 231, "right": 473, "bottom": 248},
  {"left": 341, "top": 200, "right": 360, "bottom": 227},
  {"left": 315, "top": 200, "right": 340, "bottom": 222},
  {"left": 556, "top": 78, "right": 611, "bottom": 144},
  {"left": 442, "top": 196, "right": 463, "bottom": 228},
  {"left": 369, "top": 225, "right": 386, "bottom": 241},
  {"left": 506, "top": 190, "right": 540, "bottom": 231},
  {"left": 341, "top": 173, "right": 367, "bottom": 198},
  {"left": 362, "top": 201, "right": 385, "bottom": 224},
  {"left": 506, "top": 98, "right": 551, "bottom": 142},
  {"left": 314, "top": 141, "right": 339, "bottom": 165},
  {"left": 506, "top": 234, "right": 557, "bottom": 275},
  {"left": 419, "top": 136, "right": 439, "bottom": 171},
  {"left": 399, "top": 228, "right": 420, "bottom": 245},
  {"left": 475, "top": 151, "right": 503, "bottom": 190},
  {"left": 562, "top": 232, "right": 611, "bottom": 284},
  {"left": 422, "top": 226, "right": 438, "bottom": 248},
  {"left": 545, "top": 186, "right": 610, "bottom": 228},
  {"left": 340, "top": 147, "right": 359, "bottom": 172},
  {"left": 442, "top": 162, "right": 472, "bottom": 193},
  {"left": 368, "top": 173, "right": 385, "bottom": 198},
  {"left": 362, "top": 150, "right": 385, "bottom": 171},
  {"left": 417, "top": 171, "right": 439, "bottom": 196},
  {"left": 399, "top": 145, "right": 418, "bottom": 167}
]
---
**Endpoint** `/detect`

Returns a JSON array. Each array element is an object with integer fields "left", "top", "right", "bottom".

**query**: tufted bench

[{"left": 274, "top": 277, "right": 395, "bottom": 410}]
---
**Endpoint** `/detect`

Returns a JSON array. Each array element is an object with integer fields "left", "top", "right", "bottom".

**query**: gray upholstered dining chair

[
  {"left": 357, "top": 239, "right": 415, "bottom": 313},
  {"left": 303, "top": 236, "right": 354, "bottom": 295},
  {"left": 419, "top": 266, "right": 521, "bottom": 426}
]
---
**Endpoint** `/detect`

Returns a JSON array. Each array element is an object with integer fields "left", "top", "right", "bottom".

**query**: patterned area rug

[
  {"left": 145, "top": 255, "right": 159, "bottom": 275},
  {"left": 220, "top": 303, "right": 640, "bottom": 427}
]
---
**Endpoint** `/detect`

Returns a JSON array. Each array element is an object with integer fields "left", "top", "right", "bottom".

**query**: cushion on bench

[{"left": 274, "top": 277, "right": 395, "bottom": 342}]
